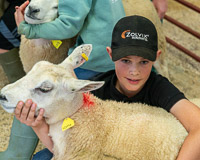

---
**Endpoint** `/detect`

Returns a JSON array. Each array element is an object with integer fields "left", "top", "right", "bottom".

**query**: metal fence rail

[
  {"left": 175, "top": 0, "right": 200, "bottom": 13},
  {"left": 164, "top": 0, "right": 200, "bottom": 62}
]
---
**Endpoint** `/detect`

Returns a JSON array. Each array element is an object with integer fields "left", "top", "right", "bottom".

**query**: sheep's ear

[
  {"left": 68, "top": 79, "right": 104, "bottom": 93},
  {"left": 60, "top": 44, "right": 92, "bottom": 69}
]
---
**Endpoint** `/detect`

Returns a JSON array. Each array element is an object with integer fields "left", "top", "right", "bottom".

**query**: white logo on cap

[{"left": 121, "top": 30, "right": 149, "bottom": 41}]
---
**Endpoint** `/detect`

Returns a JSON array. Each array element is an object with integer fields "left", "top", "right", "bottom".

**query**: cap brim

[{"left": 112, "top": 46, "right": 157, "bottom": 61}]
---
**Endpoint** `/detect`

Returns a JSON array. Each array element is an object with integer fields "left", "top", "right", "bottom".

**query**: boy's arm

[
  {"left": 152, "top": 0, "right": 168, "bottom": 19},
  {"left": 17, "top": 0, "right": 92, "bottom": 40},
  {"left": 14, "top": 100, "right": 54, "bottom": 152},
  {"left": 170, "top": 99, "right": 200, "bottom": 160}
]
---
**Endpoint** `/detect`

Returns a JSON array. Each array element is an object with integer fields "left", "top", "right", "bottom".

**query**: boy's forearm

[
  {"left": 176, "top": 129, "right": 200, "bottom": 160},
  {"left": 32, "top": 123, "right": 54, "bottom": 153}
]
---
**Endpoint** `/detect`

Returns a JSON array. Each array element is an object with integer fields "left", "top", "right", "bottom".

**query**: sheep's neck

[
  {"left": 48, "top": 93, "right": 95, "bottom": 131},
  {"left": 82, "top": 93, "right": 95, "bottom": 108},
  {"left": 32, "top": 38, "right": 51, "bottom": 46}
]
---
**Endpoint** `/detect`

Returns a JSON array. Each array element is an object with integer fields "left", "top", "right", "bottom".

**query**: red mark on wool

[{"left": 83, "top": 93, "right": 95, "bottom": 108}]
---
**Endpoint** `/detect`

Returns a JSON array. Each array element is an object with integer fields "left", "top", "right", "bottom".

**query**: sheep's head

[
  {"left": 0, "top": 44, "right": 104, "bottom": 124},
  {"left": 24, "top": 0, "right": 58, "bottom": 24}
]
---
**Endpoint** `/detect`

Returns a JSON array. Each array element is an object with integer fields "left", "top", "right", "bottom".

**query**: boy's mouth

[{"left": 126, "top": 78, "right": 140, "bottom": 84}]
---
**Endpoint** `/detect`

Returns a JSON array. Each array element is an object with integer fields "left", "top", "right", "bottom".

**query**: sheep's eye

[
  {"left": 36, "top": 87, "right": 52, "bottom": 93},
  {"left": 53, "top": 6, "right": 58, "bottom": 9},
  {"left": 35, "top": 81, "right": 54, "bottom": 93}
]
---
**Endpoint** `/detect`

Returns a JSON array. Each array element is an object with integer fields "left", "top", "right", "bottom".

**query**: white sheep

[
  {"left": 19, "top": 0, "right": 76, "bottom": 73},
  {"left": 0, "top": 44, "right": 189, "bottom": 160},
  {"left": 19, "top": 0, "right": 167, "bottom": 76}
]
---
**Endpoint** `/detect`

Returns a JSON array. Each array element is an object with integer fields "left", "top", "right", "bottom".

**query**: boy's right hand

[
  {"left": 15, "top": 100, "right": 54, "bottom": 151},
  {"left": 14, "top": 99, "right": 46, "bottom": 129}
]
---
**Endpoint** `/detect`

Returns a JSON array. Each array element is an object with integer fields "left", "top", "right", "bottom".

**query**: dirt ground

[
  {"left": 0, "top": 0, "right": 200, "bottom": 154},
  {"left": 163, "top": 0, "right": 200, "bottom": 99}
]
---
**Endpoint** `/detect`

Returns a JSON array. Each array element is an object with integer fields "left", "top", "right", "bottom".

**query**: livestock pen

[{"left": 0, "top": 0, "right": 200, "bottom": 155}]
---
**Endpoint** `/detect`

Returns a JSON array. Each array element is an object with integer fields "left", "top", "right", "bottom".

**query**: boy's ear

[
  {"left": 156, "top": 50, "right": 162, "bottom": 60},
  {"left": 106, "top": 47, "right": 112, "bottom": 59}
]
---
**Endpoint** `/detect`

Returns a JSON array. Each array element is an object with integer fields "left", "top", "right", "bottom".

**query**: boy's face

[{"left": 114, "top": 55, "right": 153, "bottom": 98}]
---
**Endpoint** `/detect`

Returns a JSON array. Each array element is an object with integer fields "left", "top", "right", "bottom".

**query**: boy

[
  {"left": 15, "top": 16, "right": 200, "bottom": 159},
  {"left": 92, "top": 15, "right": 182, "bottom": 109}
]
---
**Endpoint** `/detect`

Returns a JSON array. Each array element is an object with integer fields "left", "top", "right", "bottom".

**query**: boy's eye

[
  {"left": 121, "top": 59, "right": 131, "bottom": 63},
  {"left": 140, "top": 61, "right": 149, "bottom": 65}
]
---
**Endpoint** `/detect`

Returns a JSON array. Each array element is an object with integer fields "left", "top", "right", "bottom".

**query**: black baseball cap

[{"left": 111, "top": 15, "right": 158, "bottom": 61}]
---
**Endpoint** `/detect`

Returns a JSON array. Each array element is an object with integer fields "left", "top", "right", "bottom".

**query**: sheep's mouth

[
  {"left": 3, "top": 106, "right": 16, "bottom": 110},
  {"left": 26, "top": 14, "right": 41, "bottom": 20},
  {"left": 1, "top": 104, "right": 16, "bottom": 113}
]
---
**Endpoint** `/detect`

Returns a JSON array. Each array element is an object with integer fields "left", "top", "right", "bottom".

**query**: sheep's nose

[
  {"left": 28, "top": 6, "right": 40, "bottom": 14},
  {"left": 0, "top": 94, "right": 7, "bottom": 101}
]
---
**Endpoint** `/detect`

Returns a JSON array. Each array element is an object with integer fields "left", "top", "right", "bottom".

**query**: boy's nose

[
  {"left": 129, "top": 70, "right": 139, "bottom": 76},
  {"left": 129, "top": 64, "right": 140, "bottom": 76}
]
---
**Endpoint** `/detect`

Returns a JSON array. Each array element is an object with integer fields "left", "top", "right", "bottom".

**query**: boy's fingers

[
  {"left": 20, "top": 99, "right": 32, "bottom": 120},
  {"left": 14, "top": 101, "right": 24, "bottom": 118},
  {"left": 32, "top": 108, "right": 45, "bottom": 127},
  {"left": 26, "top": 103, "right": 37, "bottom": 122},
  {"left": 37, "top": 108, "right": 45, "bottom": 120}
]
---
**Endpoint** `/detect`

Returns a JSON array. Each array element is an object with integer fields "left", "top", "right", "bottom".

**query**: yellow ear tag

[
  {"left": 81, "top": 53, "right": 88, "bottom": 61},
  {"left": 62, "top": 118, "right": 75, "bottom": 131},
  {"left": 52, "top": 40, "right": 62, "bottom": 49}
]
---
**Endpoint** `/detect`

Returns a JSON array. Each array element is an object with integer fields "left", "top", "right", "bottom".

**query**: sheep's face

[
  {"left": 24, "top": 0, "right": 58, "bottom": 24},
  {"left": 0, "top": 44, "right": 104, "bottom": 123},
  {"left": 0, "top": 62, "right": 71, "bottom": 114},
  {"left": 0, "top": 62, "right": 80, "bottom": 117}
]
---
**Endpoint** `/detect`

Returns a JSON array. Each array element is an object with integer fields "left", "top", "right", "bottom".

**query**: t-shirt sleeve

[
  {"left": 90, "top": 70, "right": 114, "bottom": 100},
  {"left": 150, "top": 74, "right": 186, "bottom": 112}
]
